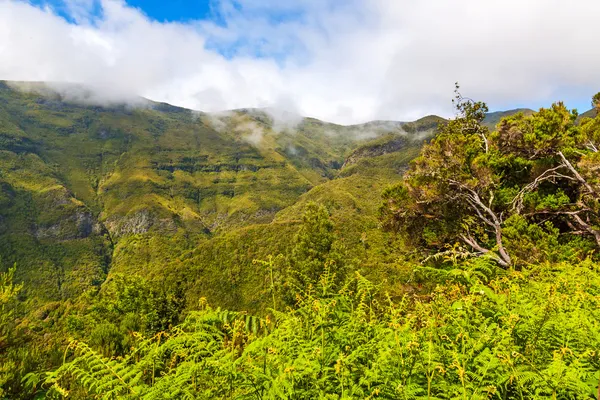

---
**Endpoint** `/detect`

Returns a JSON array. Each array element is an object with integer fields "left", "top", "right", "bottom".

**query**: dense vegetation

[
  {"left": 0, "top": 81, "right": 432, "bottom": 309},
  {"left": 40, "top": 260, "right": 600, "bottom": 399},
  {"left": 2, "top": 81, "right": 600, "bottom": 398}
]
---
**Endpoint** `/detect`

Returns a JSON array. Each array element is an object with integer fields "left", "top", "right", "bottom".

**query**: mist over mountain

[
  {"left": 0, "top": 81, "right": 430, "bottom": 300},
  {"left": 2, "top": 79, "right": 592, "bottom": 301},
  {"left": 2, "top": 77, "right": 600, "bottom": 399},
  {"left": 3, "top": 0, "right": 600, "bottom": 397}
]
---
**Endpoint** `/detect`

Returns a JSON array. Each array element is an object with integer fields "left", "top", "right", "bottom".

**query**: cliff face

[{"left": 342, "top": 135, "right": 410, "bottom": 168}]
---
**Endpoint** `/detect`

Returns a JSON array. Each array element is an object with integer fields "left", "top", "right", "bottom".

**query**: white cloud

[{"left": 0, "top": 0, "right": 599, "bottom": 124}]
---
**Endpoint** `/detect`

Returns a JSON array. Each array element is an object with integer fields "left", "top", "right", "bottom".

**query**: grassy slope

[
  {"left": 0, "top": 82, "right": 429, "bottom": 308},
  {"left": 482, "top": 108, "right": 535, "bottom": 129},
  {"left": 162, "top": 128, "right": 435, "bottom": 312},
  {"left": 3, "top": 82, "right": 530, "bottom": 312}
]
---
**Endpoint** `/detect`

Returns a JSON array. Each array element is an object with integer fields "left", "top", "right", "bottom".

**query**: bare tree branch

[
  {"left": 511, "top": 163, "right": 576, "bottom": 213},
  {"left": 465, "top": 198, "right": 495, "bottom": 227},
  {"left": 449, "top": 180, "right": 501, "bottom": 223},
  {"left": 571, "top": 213, "right": 600, "bottom": 248},
  {"left": 586, "top": 141, "right": 598, "bottom": 153},
  {"left": 459, "top": 234, "right": 509, "bottom": 268},
  {"left": 558, "top": 151, "right": 599, "bottom": 199},
  {"left": 449, "top": 180, "right": 512, "bottom": 267},
  {"left": 461, "top": 122, "right": 489, "bottom": 153}
]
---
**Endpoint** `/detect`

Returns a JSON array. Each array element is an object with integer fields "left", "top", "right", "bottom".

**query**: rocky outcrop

[
  {"left": 104, "top": 210, "right": 177, "bottom": 237},
  {"left": 342, "top": 135, "right": 409, "bottom": 168},
  {"left": 34, "top": 210, "right": 99, "bottom": 240}
]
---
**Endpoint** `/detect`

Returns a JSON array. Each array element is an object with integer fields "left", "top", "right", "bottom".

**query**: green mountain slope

[
  {"left": 2, "top": 81, "right": 547, "bottom": 312},
  {"left": 5, "top": 86, "right": 600, "bottom": 400},
  {"left": 165, "top": 133, "right": 431, "bottom": 312},
  {"left": 482, "top": 108, "right": 535, "bottom": 128},
  {"left": 576, "top": 107, "right": 598, "bottom": 123},
  {"left": 107, "top": 118, "right": 440, "bottom": 312},
  {"left": 0, "top": 81, "right": 437, "bottom": 308}
]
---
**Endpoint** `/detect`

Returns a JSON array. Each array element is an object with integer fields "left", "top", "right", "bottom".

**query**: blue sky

[
  {"left": 27, "top": 0, "right": 310, "bottom": 61},
  {"left": 30, "top": 0, "right": 214, "bottom": 22},
  {"left": 125, "top": 0, "right": 213, "bottom": 22},
  {"left": 2, "top": 0, "right": 599, "bottom": 123}
]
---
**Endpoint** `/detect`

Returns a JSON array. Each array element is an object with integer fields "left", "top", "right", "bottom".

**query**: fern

[{"left": 44, "top": 261, "right": 600, "bottom": 399}]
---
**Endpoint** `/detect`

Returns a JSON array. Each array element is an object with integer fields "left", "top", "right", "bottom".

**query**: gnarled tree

[{"left": 381, "top": 86, "right": 600, "bottom": 268}]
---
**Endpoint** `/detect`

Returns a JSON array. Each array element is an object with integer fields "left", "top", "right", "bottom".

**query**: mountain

[
  {"left": 576, "top": 107, "right": 598, "bottom": 123},
  {"left": 482, "top": 108, "right": 535, "bottom": 128},
  {"left": 485, "top": 107, "right": 599, "bottom": 128},
  {"left": 0, "top": 81, "right": 440, "bottom": 310},
  {"left": 0, "top": 81, "right": 551, "bottom": 313},
  {"left": 4, "top": 82, "right": 599, "bottom": 400}
]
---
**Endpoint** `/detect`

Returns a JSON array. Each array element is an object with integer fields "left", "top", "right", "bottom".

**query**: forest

[{"left": 2, "top": 82, "right": 600, "bottom": 399}]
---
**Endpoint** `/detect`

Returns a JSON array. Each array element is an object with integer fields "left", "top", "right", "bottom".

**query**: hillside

[
  {"left": 482, "top": 107, "right": 535, "bottom": 128},
  {"left": 0, "top": 82, "right": 558, "bottom": 310},
  {"left": 0, "top": 81, "right": 437, "bottom": 308},
  {"left": 577, "top": 107, "right": 598, "bottom": 122},
  {"left": 3, "top": 81, "right": 600, "bottom": 399}
]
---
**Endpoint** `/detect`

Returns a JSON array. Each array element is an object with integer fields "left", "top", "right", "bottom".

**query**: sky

[{"left": 1, "top": 0, "right": 599, "bottom": 124}]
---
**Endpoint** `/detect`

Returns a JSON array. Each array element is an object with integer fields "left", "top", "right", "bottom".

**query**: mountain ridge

[
  {"left": 0, "top": 81, "right": 432, "bottom": 308},
  {"left": 0, "top": 80, "right": 579, "bottom": 311}
]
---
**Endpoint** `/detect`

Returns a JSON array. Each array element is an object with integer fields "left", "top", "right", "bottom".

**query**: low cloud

[
  {"left": 202, "top": 111, "right": 270, "bottom": 147},
  {"left": 1, "top": 0, "right": 600, "bottom": 124},
  {"left": 234, "top": 120, "right": 266, "bottom": 146},
  {"left": 264, "top": 109, "right": 304, "bottom": 134},
  {"left": 346, "top": 122, "right": 405, "bottom": 141},
  {"left": 6, "top": 80, "right": 147, "bottom": 107},
  {"left": 201, "top": 110, "right": 234, "bottom": 132}
]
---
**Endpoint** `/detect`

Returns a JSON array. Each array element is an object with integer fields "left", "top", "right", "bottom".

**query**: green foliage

[
  {"left": 593, "top": 92, "right": 600, "bottom": 111},
  {"left": 66, "top": 274, "right": 188, "bottom": 358},
  {"left": 0, "top": 265, "right": 22, "bottom": 338},
  {"left": 288, "top": 202, "right": 347, "bottom": 291},
  {"left": 44, "top": 260, "right": 600, "bottom": 399},
  {"left": 0, "top": 265, "right": 23, "bottom": 398},
  {"left": 381, "top": 86, "right": 600, "bottom": 269}
]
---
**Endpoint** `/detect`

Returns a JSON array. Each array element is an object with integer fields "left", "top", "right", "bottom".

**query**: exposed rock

[
  {"left": 106, "top": 210, "right": 168, "bottom": 236},
  {"left": 34, "top": 223, "right": 62, "bottom": 240},
  {"left": 34, "top": 210, "right": 96, "bottom": 240},
  {"left": 342, "top": 135, "right": 409, "bottom": 168},
  {"left": 75, "top": 211, "right": 94, "bottom": 237},
  {"left": 106, "top": 210, "right": 152, "bottom": 236}
]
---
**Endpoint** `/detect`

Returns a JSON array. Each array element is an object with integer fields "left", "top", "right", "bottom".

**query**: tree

[
  {"left": 0, "top": 266, "right": 21, "bottom": 347},
  {"left": 381, "top": 86, "right": 600, "bottom": 268},
  {"left": 592, "top": 92, "right": 600, "bottom": 112},
  {"left": 0, "top": 266, "right": 23, "bottom": 398},
  {"left": 288, "top": 202, "right": 347, "bottom": 296}
]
